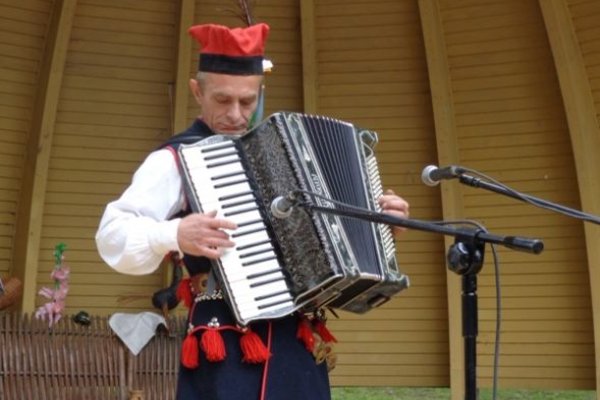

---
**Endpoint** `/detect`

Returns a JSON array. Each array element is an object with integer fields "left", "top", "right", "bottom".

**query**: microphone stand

[
  {"left": 457, "top": 174, "right": 600, "bottom": 225},
  {"left": 295, "top": 201, "right": 544, "bottom": 400}
]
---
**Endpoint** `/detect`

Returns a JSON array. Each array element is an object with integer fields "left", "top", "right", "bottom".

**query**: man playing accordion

[{"left": 96, "top": 22, "right": 410, "bottom": 400}]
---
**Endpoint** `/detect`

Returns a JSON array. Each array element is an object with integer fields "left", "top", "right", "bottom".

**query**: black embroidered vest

[{"left": 159, "top": 119, "right": 214, "bottom": 276}]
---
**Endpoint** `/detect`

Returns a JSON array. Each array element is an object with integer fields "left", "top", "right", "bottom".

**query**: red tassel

[
  {"left": 176, "top": 278, "right": 193, "bottom": 308},
  {"left": 200, "top": 328, "right": 226, "bottom": 362},
  {"left": 240, "top": 329, "right": 271, "bottom": 363},
  {"left": 313, "top": 320, "right": 337, "bottom": 343},
  {"left": 181, "top": 333, "right": 200, "bottom": 369},
  {"left": 296, "top": 317, "right": 315, "bottom": 352}
]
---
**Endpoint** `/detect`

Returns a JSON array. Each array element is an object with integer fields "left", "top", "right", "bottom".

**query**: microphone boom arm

[
  {"left": 298, "top": 201, "right": 543, "bottom": 254},
  {"left": 458, "top": 174, "right": 600, "bottom": 225}
]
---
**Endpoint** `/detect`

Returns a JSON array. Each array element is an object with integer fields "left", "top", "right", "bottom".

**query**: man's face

[{"left": 190, "top": 73, "right": 263, "bottom": 135}]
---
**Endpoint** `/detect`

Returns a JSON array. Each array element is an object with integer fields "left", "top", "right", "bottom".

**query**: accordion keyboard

[{"left": 179, "top": 139, "right": 297, "bottom": 324}]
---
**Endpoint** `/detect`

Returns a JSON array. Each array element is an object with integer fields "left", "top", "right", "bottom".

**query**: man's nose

[{"left": 226, "top": 102, "right": 242, "bottom": 121}]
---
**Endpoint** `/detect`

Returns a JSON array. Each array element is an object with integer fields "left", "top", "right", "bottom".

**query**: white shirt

[{"left": 95, "top": 149, "right": 186, "bottom": 275}]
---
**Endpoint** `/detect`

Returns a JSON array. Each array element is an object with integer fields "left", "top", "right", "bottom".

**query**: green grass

[{"left": 331, "top": 387, "right": 596, "bottom": 400}]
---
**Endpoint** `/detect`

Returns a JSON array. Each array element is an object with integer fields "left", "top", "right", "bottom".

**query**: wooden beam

[
  {"left": 172, "top": 0, "right": 195, "bottom": 134},
  {"left": 160, "top": 0, "right": 196, "bottom": 289},
  {"left": 11, "top": 0, "right": 78, "bottom": 313},
  {"left": 418, "top": 1, "right": 465, "bottom": 399},
  {"left": 300, "top": 0, "right": 318, "bottom": 114},
  {"left": 539, "top": 0, "right": 600, "bottom": 394}
]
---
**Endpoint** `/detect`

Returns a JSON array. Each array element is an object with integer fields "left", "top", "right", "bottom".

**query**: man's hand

[
  {"left": 177, "top": 210, "right": 238, "bottom": 259},
  {"left": 378, "top": 189, "right": 410, "bottom": 236}
]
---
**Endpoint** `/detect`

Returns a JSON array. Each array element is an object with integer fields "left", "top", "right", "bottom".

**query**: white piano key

[
  {"left": 204, "top": 152, "right": 241, "bottom": 163},
  {"left": 210, "top": 173, "right": 248, "bottom": 187},
  {"left": 189, "top": 166, "right": 245, "bottom": 191},
  {"left": 222, "top": 204, "right": 260, "bottom": 218},
  {"left": 227, "top": 211, "right": 264, "bottom": 227},
  {"left": 248, "top": 270, "right": 287, "bottom": 286},
  {"left": 210, "top": 182, "right": 254, "bottom": 202},
  {"left": 255, "top": 291, "right": 294, "bottom": 304},
  {"left": 235, "top": 293, "right": 294, "bottom": 312},
  {"left": 202, "top": 147, "right": 240, "bottom": 161},
  {"left": 197, "top": 193, "right": 258, "bottom": 217},
  {"left": 237, "top": 302, "right": 296, "bottom": 321},
  {"left": 229, "top": 280, "right": 289, "bottom": 302},
  {"left": 221, "top": 194, "right": 256, "bottom": 208},
  {"left": 237, "top": 296, "right": 294, "bottom": 314},
  {"left": 221, "top": 259, "right": 282, "bottom": 282},
  {"left": 237, "top": 298, "right": 295, "bottom": 317},
  {"left": 233, "top": 231, "right": 271, "bottom": 249},
  {"left": 234, "top": 285, "right": 292, "bottom": 305},
  {"left": 227, "top": 276, "right": 287, "bottom": 296}
]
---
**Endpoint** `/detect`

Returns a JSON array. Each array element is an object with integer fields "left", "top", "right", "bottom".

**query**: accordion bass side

[{"left": 178, "top": 112, "right": 409, "bottom": 326}]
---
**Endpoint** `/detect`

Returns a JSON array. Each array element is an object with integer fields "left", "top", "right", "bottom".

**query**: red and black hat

[{"left": 188, "top": 23, "right": 270, "bottom": 76}]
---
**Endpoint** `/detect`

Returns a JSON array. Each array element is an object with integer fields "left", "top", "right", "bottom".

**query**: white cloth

[
  {"left": 95, "top": 149, "right": 186, "bottom": 275},
  {"left": 109, "top": 312, "right": 167, "bottom": 355}
]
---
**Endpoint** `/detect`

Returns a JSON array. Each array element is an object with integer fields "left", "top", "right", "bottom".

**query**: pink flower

[
  {"left": 51, "top": 266, "right": 70, "bottom": 281},
  {"left": 35, "top": 243, "right": 70, "bottom": 328}
]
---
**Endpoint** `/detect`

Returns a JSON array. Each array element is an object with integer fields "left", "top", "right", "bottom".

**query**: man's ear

[{"left": 189, "top": 78, "right": 202, "bottom": 104}]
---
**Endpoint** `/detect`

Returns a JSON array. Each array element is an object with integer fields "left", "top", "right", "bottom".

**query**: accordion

[{"left": 178, "top": 112, "right": 409, "bottom": 326}]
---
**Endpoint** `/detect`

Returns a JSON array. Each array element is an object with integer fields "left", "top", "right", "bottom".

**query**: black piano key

[
  {"left": 223, "top": 206, "right": 259, "bottom": 217},
  {"left": 239, "top": 246, "right": 274, "bottom": 259},
  {"left": 204, "top": 149, "right": 238, "bottom": 161},
  {"left": 218, "top": 190, "right": 253, "bottom": 201},
  {"left": 249, "top": 275, "right": 285, "bottom": 288},
  {"left": 236, "top": 219, "right": 263, "bottom": 228},
  {"left": 257, "top": 298, "right": 293, "bottom": 310},
  {"left": 222, "top": 198, "right": 256, "bottom": 209},
  {"left": 207, "top": 159, "right": 241, "bottom": 168},
  {"left": 231, "top": 226, "right": 265, "bottom": 238},
  {"left": 254, "top": 289, "right": 289, "bottom": 302},
  {"left": 211, "top": 171, "right": 246, "bottom": 181},
  {"left": 200, "top": 142, "right": 235, "bottom": 153},
  {"left": 241, "top": 255, "right": 277, "bottom": 267},
  {"left": 214, "top": 177, "right": 249, "bottom": 189},
  {"left": 246, "top": 268, "right": 281, "bottom": 280},
  {"left": 236, "top": 239, "right": 271, "bottom": 251}
]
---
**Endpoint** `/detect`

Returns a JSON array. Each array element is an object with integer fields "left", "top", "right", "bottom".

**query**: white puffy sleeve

[{"left": 95, "top": 148, "right": 186, "bottom": 275}]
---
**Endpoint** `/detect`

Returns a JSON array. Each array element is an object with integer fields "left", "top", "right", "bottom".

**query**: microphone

[
  {"left": 421, "top": 165, "right": 465, "bottom": 186},
  {"left": 270, "top": 193, "right": 298, "bottom": 219}
]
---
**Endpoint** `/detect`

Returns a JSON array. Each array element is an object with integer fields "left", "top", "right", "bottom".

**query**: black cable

[
  {"left": 457, "top": 166, "right": 600, "bottom": 225},
  {"left": 431, "top": 220, "right": 501, "bottom": 400}
]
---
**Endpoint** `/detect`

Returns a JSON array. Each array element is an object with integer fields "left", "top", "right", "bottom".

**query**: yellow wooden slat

[
  {"left": 62, "top": 75, "right": 168, "bottom": 94},
  {"left": 0, "top": 4, "right": 52, "bottom": 23},
  {"left": 56, "top": 111, "right": 169, "bottom": 129},
  {"left": 481, "top": 342, "right": 594, "bottom": 355},
  {"left": 79, "top": 0, "right": 174, "bottom": 13},
  {"left": 441, "top": 1, "right": 537, "bottom": 23},
  {"left": 74, "top": 3, "right": 172, "bottom": 23}
]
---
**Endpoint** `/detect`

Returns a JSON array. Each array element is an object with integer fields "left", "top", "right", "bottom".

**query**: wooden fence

[{"left": 0, "top": 312, "right": 185, "bottom": 400}]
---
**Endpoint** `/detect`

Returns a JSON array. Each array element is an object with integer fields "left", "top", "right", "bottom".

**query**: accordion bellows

[{"left": 178, "top": 112, "right": 409, "bottom": 326}]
